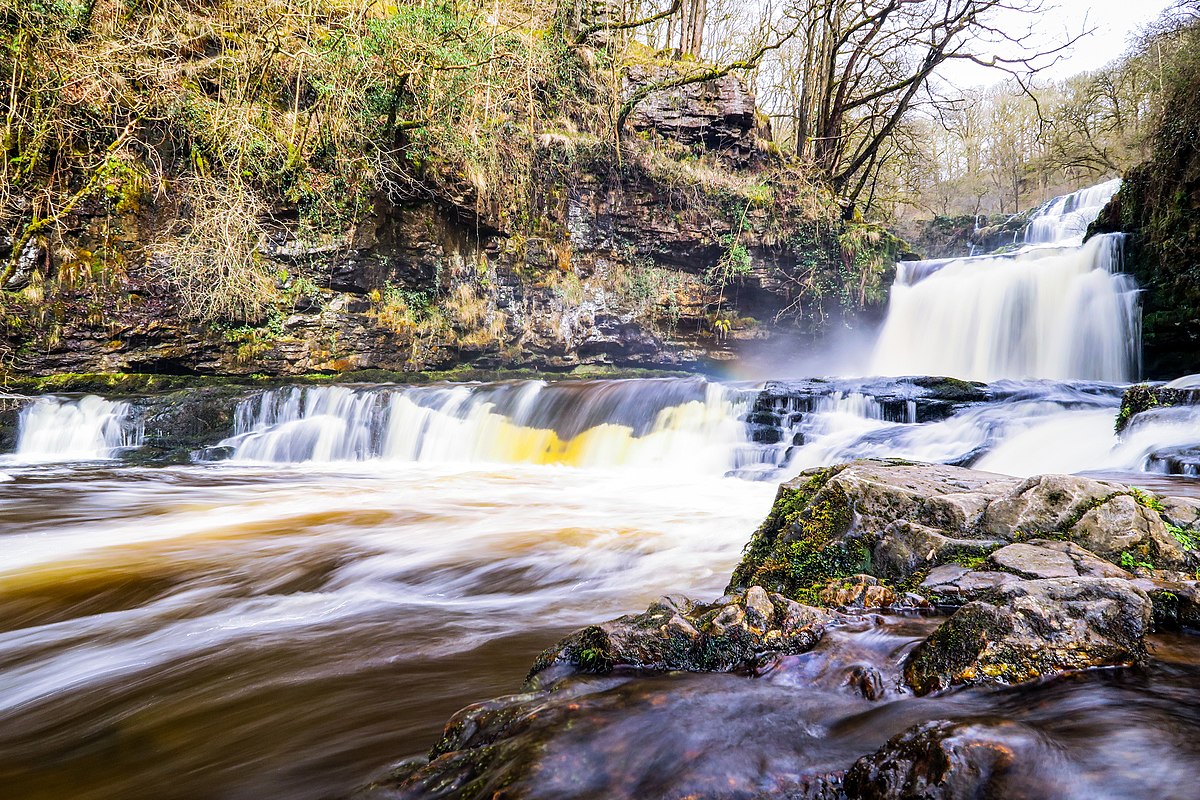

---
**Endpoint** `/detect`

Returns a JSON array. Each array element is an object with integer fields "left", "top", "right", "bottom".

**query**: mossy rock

[
  {"left": 726, "top": 466, "right": 870, "bottom": 601},
  {"left": 528, "top": 588, "right": 831, "bottom": 678},
  {"left": 904, "top": 577, "right": 1152, "bottom": 694},
  {"left": 1115, "top": 383, "right": 1200, "bottom": 433}
]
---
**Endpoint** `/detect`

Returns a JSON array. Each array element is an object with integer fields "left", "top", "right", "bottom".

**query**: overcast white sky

[
  {"left": 939, "top": 0, "right": 1177, "bottom": 87},
  {"left": 1044, "top": 0, "right": 1176, "bottom": 73}
]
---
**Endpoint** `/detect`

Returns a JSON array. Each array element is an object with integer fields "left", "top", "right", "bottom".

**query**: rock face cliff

[
  {"left": 1090, "top": 162, "right": 1200, "bottom": 378},
  {"left": 1088, "top": 19, "right": 1200, "bottom": 378},
  {"left": 0, "top": 63, "right": 892, "bottom": 379}
]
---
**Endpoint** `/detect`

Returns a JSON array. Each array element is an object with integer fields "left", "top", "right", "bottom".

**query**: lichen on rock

[{"left": 904, "top": 577, "right": 1153, "bottom": 694}]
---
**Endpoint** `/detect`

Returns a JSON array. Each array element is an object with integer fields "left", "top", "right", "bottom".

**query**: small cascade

[
  {"left": 1024, "top": 178, "right": 1121, "bottom": 246},
  {"left": 226, "top": 386, "right": 388, "bottom": 462},
  {"left": 220, "top": 378, "right": 752, "bottom": 474},
  {"left": 870, "top": 180, "right": 1140, "bottom": 383},
  {"left": 738, "top": 384, "right": 919, "bottom": 479},
  {"left": 13, "top": 395, "right": 143, "bottom": 462},
  {"left": 1122, "top": 405, "right": 1200, "bottom": 476},
  {"left": 736, "top": 378, "right": 1172, "bottom": 479}
]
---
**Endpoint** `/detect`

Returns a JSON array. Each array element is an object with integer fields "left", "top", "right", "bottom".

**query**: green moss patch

[{"left": 727, "top": 466, "right": 869, "bottom": 601}]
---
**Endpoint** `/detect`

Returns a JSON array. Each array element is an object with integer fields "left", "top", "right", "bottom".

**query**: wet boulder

[
  {"left": 919, "top": 564, "right": 1019, "bottom": 603},
  {"left": 904, "top": 577, "right": 1152, "bottom": 694},
  {"left": 1129, "top": 577, "right": 1200, "bottom": 629},
  {"left": 1160, "top": 495, "right": 1200, "bottom": 529},
  {"left": 831, "top": 460, "right": 1013, "bottom": 534},
  {"left": 918, "top": 540, "right": 1131, "bottom": 605},
  {"left": 728, "top": 461, "right": 1014, "bottom": 599},
  {"left": 873, "top": 520, "right": 1004, "bottom": 583},
  {"left": 731, "top": 459, "right": 1199, "bottom": 607},
  {"left": 351, "top": 462, "right": 1200, "bottom": 800},
  {"left": 979, "top": 473, "right": 1122, "bottom": 539},
  {"left": 986, "top": 540, "right": 1131, "bottom": 580},
  {"left": 844, "top": 718, "right": 1066, "bottom": 800},
  {"left": 528, "top": 586, "right": 831, "bottom": 677}
]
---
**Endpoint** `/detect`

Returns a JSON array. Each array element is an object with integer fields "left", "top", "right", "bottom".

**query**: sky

[
  {"left": 939, "top": 0, "right": 1178, "bottom": 87},
  {"left": 1043, "top": 0, "right": 1177, "bottom": 75}
]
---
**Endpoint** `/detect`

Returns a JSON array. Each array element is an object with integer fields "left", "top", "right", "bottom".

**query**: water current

[{"left": 3, "top": 180, "right": 1199, "bottom": 799}]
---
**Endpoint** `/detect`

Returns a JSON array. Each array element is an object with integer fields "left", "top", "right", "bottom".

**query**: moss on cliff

[{"left": 1089, "top": 15, "right": 1200, "bottom": 377}]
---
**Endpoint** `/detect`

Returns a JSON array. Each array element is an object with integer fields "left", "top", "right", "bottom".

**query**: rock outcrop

[
  {"left": 843, "top": 719, "right": 1063, "bottom": 800},
  {"left": 1116, "top": 382, "right": 1200, "bottom": 432},
  {"left": 904, "top": 577, "right": 1152, "bottom": 694},
  {"left": 528, "top": 588, "right": 831, "bottom": 677},
  {"left": 1, "top": 61, "right": 893, "bottom": 381},
  {"left": 625, "top": 64, "right": 765, "bottom": 163},
  {"left": 726, "top": 460, "right": 1200, "bottom": 687}
]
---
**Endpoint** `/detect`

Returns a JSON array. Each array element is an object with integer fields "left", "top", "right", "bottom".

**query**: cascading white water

[
  {"left": 13, "top": 395, "right": 142, "bottom": 462},
  {"left": 1023, "top": 178, "right": 1122, "bottom": 246},
  {"left": 870, "top": 180, "right": 1140, "bottom": 382},
  {"left": 220, "top": 378, "right": 751, "bottom": 474}
]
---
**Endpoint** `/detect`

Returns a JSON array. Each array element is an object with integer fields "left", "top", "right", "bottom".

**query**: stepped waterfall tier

[
  {"left": 1023, "top": 178, "right": 1123, "bottom": 246},
  {"left": 219, "top": 379, "right": 749, "bottom": 473},
  {"left": 9, "top": 396, "right": 142, "bottom": 462},
  {"left": 871, "top": 180, "right": 1141, "bottom": 382},
  {"left": 6, "top": 371, "right": 1200, "bottom": 480}
]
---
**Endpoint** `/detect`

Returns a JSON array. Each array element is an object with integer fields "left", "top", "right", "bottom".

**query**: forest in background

[{"left": 614, "top": 0, "right": 1200, "bottom": 219}]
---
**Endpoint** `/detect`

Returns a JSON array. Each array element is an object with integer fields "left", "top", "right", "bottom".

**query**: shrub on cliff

[{"left": 0, "top": 0, "right": 588, "bottom": 316}]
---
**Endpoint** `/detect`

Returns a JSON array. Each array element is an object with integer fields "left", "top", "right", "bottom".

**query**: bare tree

[{"left": 755, "top": 0, "right": 1084, "bottom": 215}]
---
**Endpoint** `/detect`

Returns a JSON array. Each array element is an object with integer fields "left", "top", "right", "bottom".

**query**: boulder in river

[
  {"left": 904, "top": 577, "right": 1152, "bottom": 694},
  {"left": 844, "top": 718, "right": 1069, "bottom": 800},
  {"left": 528, "top": 587, "right": 832, "bottom": 678},
  {"left": 727, "top": 461, "right": 1017, "bottom": 600},
  {"left": 729, "top": 460, "right": 1200, "bottom": 608}
]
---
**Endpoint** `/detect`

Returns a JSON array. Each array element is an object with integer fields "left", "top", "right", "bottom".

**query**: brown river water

[
  {"left": 0, "top": 462, "right": 776, "bottom": 799},
  {"left": 3, "top": 376, "right": 1200, "bottom": 799}
]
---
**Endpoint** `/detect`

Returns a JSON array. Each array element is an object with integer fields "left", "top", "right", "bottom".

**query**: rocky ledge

[
  {"left": 356, "top": 460, "right": 1200, "bottom": 799},
  {"left": 1116, "top": 382, "right": 1200, "bottom": 433}
]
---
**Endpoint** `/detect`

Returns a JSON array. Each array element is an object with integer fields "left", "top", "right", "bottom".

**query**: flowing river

[{"left": 3, "top": 180, "right": 1200, "bottom": 799}]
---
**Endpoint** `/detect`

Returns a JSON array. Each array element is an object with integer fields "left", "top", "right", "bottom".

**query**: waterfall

[
  {"left": 1024, "top": 178, "right": 1121, "bottom": 246},
  {"left": 219, "top": 378, "right": 751, "bottom": 473},
  {"left": 13, "top": 395, "right": 143, "bottom": 461},
  {"left": 870, "top": 180, "right": 1140, "bottom": 382}
]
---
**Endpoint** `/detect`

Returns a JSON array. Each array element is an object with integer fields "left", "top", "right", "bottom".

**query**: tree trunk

[{"left": 688, "top": 0, "right": 706, "bottom": 57}]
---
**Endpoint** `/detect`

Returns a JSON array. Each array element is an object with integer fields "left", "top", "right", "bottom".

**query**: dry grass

[
  {"left": 1, "top": 0, "right": 588, "bottom": 295},
  {"left": 149, "top": 177, "right": 277, "bottom": 322}
]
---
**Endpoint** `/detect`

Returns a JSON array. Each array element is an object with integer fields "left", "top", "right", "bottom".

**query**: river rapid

[
  {"left": 3, "top": 179, "right": 1200, "bottom": 799},
  {"left": 0, "top": 459, "right": 776, "bottom": 799},
  {"left": 4, "top": 373, "right": 1200, "bottom": 799}
]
